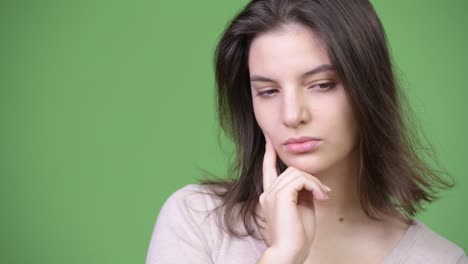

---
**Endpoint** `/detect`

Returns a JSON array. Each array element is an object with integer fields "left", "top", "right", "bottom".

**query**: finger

[
  {"left": 299, "top": 173, "right": 332, "bottom": 193},
  {"left": 293, "top": 177, "right": 329, "bottom": 201},
  {"left": 266, "top": 166, "right": 295, "bottom": 192},
  {"left": 262, "top": 166, "right": 295, "bottom": 199},
  {"left": 320, "top": 182, "right": 332, "bottom": 192},
  {"left": 262, "top": 135, "right": 278, "bottom": 191},
  {"left": 276, "top": 175, "right": 329, "bottom": 202},
  {"left": 270, "top": 167, "right": 329, "bottom": 197}
]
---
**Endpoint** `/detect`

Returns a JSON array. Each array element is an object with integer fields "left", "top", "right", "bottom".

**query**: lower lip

[{"left": 284, "top": 140, "right": 322, "bottom": 153}]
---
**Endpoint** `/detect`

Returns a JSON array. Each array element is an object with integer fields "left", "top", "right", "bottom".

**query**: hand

[{"left": 258, "top": 135, "right": 332, "bottom": 263}]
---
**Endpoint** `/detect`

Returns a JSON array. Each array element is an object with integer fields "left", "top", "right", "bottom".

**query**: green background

[{"left": 1, "top": 0, "right": 466, "bottom": 262}]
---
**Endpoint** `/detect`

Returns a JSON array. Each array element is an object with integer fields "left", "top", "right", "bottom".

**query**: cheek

[
  {"left": 252, "top": 102, "right": 275, "bottom": 129},
  {"left": 254, "top": 113, "right": 275, "bottom": 135},
  {"left": 324, "top": 97, "right": 357, "bottom": 144},
  {"left": 253, "top": 108, "right": 282, "bottom": 146},
  {"left": 338, "top": 106, "right": 359, "bottom": 148}
]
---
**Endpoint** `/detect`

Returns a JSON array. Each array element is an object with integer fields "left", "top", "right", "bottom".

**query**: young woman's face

[{"left": 248, "top": 23, "right": 359, "bottom": 175}]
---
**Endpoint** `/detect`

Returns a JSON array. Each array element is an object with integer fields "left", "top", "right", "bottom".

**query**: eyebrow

[{"left": 249, "top": 64, "right": 335, "bottom": 83}]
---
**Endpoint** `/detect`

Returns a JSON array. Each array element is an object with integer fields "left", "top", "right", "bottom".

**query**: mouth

[
  {"left": 283, "top": 136, "right": 322, "bottom": 145},
  {"left": 284, "top": 139, "right": 322, "bottom": 153}
]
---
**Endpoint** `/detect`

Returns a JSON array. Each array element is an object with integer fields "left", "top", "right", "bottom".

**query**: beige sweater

[{"left": 146, "top": 184, "right": 467, "bottom": 264}]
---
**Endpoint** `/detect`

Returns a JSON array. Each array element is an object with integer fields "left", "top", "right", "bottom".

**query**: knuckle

[
  {"left": 260, "top": 192, "right": 272, "bottom": 205},
  {"left": 259, "top": 193, "right": 266, "bottom": 204},
  {"left": 276, "top": 191, "right": 288, "bottom": 200},
  {"left": 274, "top": 189, "right": 284, "bottom": 199},
  {"left": 276, "top": 186, "right": 296, "bottom": 200},
  {"left": 305, "top": 173, "right": 319, "bottom": 183},
  {"left": 300, "top": 171, "right": 320, "bottom": 184},
  {"left": 292, "top": 175, "right": 319, "bottom": 191}
]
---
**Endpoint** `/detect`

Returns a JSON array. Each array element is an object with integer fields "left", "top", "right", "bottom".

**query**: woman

[{"left": 146, "top": 0, "right": 467, "bottom": 263}]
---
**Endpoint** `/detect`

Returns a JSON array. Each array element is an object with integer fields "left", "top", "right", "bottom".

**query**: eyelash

[{"left": 255, "top": 82, "right": 337, "bottom": 97}]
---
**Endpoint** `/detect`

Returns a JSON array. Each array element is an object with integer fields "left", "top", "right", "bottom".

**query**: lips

[
  {"left": 283, "top": 136, "right": 322, "bottom": 153},
  {"left": 283, "top": 136, "right": 321, "bottom": 145}
]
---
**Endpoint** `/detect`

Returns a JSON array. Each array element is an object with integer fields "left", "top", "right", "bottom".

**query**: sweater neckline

[
  {"left": 381, "top": 219, "right": 422, "bottom": 263},
  {"left": 251, "top": 218, "right": 423, "bottom": 262}
]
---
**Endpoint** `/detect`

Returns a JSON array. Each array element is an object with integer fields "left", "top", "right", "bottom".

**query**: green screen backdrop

[{"left": 1, "top": 0, "right": 467, "bottom": 263}]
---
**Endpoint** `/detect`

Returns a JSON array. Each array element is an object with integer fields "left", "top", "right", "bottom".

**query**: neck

[
  {"left": 312, "top": 153, "right": 366, "bottom": 228},
  {"left": 254, "top": 150, "right": 408, "bottom": 247}
]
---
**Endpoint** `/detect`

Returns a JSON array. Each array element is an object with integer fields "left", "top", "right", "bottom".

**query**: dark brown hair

[{"left": 193, "top": 0, "right": 454, "bottom": 240}]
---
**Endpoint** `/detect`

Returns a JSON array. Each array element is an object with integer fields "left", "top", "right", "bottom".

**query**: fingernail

[
  {"left": 323, "top": 185, "right": 332, "bottom": 192},
  {"left": 322, "top": 192, "right": 329, "bottom": 199}
]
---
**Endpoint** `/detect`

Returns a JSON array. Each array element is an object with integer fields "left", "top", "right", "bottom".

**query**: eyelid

[
  {"left": 309, "top": 80, "right": 337, "bottom": 89},
  {"left": 256, "top": 88, "right": 278, "bottom": 96},
  {"left": 307, "top": 78, "right": 333, "bottom": 85},
  {"left": 255, "top": 81, "right": 336, "bottom": 97}
]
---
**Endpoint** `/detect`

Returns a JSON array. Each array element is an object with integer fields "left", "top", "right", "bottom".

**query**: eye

[
  {"left": 255, "top": 82, "right": 336, "bottom": 98},
  {"left": 311, "top": 82, "right": 337, "bottom": 90},
  {"left": 256, "top": 89, "right": 278, "bottom": 97}
]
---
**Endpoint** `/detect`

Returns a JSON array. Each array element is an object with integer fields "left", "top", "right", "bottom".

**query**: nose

[{"left": 281, "top": 89, "right": 310, "bottom": 128}]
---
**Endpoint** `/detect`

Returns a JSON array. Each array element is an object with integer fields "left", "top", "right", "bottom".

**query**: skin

[{"left": 250, "top": 23, "right": 410, "bottom": 263}]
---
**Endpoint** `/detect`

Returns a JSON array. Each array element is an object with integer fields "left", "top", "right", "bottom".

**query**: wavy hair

[{"left": 193, "top": 0, "right": 454, "bottom": 240}]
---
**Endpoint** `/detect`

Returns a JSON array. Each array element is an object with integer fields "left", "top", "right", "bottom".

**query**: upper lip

[{"left": 283, "top": 136, "right": 321, "bottom": 145}]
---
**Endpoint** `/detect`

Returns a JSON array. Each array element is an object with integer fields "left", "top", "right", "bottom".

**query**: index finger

[{"left": 262, "top": 135, "right": 278, "bottom": 191}]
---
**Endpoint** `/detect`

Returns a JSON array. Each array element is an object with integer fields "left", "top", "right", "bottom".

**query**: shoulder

[
  {"left": 159, "top": 183, "right": 223, "bottom": 222},
  {"left": 405, "top": 220, "right": 467, "bottom": 263},
  {"left": 146, "top": 184, "right": 226, "bottom": 263},
  {"left": 164, "top": 183, "right": 223, "bottom": 211}
]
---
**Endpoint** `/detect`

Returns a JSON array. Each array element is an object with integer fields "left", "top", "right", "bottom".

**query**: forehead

[{"left": 248, "top": 23, "right": 331, "bottom": 77}]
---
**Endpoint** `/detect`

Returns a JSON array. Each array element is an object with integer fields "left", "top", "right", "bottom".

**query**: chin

[{"left": 280, "top": 153, "right": 329, "bottom": 175}]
